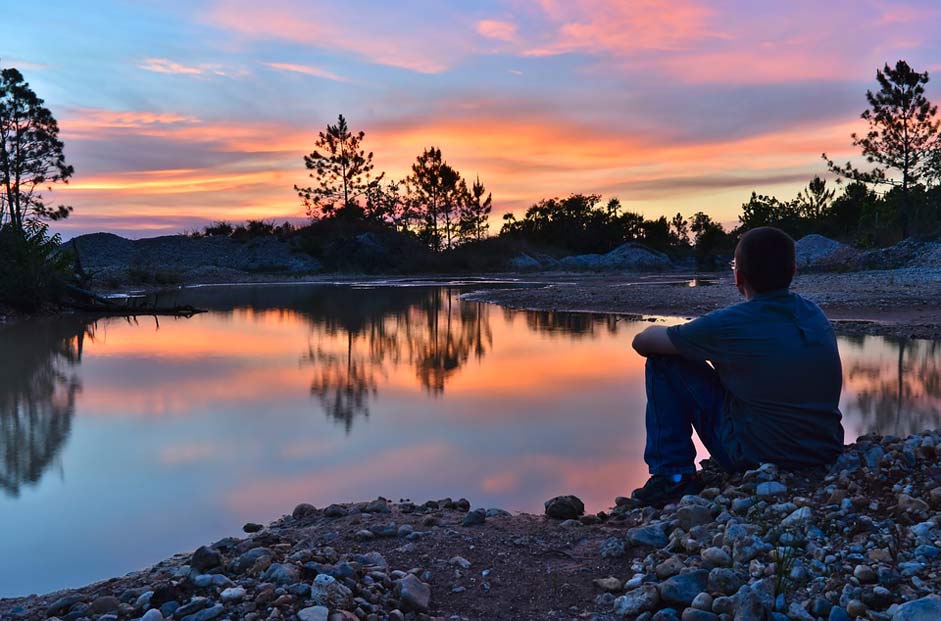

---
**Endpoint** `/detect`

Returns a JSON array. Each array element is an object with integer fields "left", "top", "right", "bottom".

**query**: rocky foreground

[{"left": 5, "top": 433, "right": 941, "bottom": 621}]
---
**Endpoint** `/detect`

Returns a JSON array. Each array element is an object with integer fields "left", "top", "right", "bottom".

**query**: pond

[{"left": 1, "top": 282, "right": 939, "bottom": 597}]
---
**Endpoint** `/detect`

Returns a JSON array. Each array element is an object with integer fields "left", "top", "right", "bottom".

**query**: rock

[
  {"left": 180, "top": 604, "right": 224, "bottom": 621},
  {"left": 706, "top": 569, "right": 742, "bottom": 597},
  {"left": 462, "top": 508, "right": 487, "bottom": 526},
  {"left": 324, "top": 504, "right": 347, "bottom": 518},
  {"left": 656, "top": 556, "right": 686, "bottom": 579},
  {"left": 310, "top": 574, "right": 354, "bottom": 609},
  {"left": 449, "top": 556, "right": 472, "bottom": 569},
  {"left": 141, "top": 610, "right": 165, "bottom": 621},
  {"left": 628, "top": 522, "right": 669, "bottom": 547},
  {"left": 676, "top": 505, "right": 713, "bottom": 530},
  {"left": 898, "top": 494, "right": 929, "bottom": 513},
  {"left": 293, "top": 502, "right": 317, "bottom": 518},
  {"left": 828, "top": 606, "right": 851, "bottom": 621},
  {"left": 190, "top": 545, "right": 222, "bottom": 572},
  {"left": 756, "top": 481, "right": 787, "bottom": 497},
  {"left": 701, "top": 547, "right": 732, "bottom": 568},
  {"left": 780, "top": 507, "right": 811, "bottom": 527},
  {"left": 397, "top": 574, "right": 431, "bottom": 611},
  {"left": 787, "top": 602, "right": 815, "bottom": 621},
  {"left": 846, "top": 600, "right": 867, "bottom": 618},
  {"left": 88, "top": 596, "right": 120, "bottom": 613},
  {"left": 691, "top": 592, "right": 713, "bottom": 610},
  {"left": 243, "top": 522, "right": 263, "bottom": 533},
  {"left": 732, "top": 582, "right": 773, "bottom": 620},
  {"left": 544, "top": 495, "right": 585, "bottom": 519},
  {"left": 297, "top": 606, "right": 330, "bottom": 621},
  {"left": 613, "top": 585, "right": 660, "bottom": 617},
  {"left": 46, "top": 595, "right": 84, "bottom": 616},
  {"left": 486, "top": 508, "right": 511, "bottom": 518},
  {"left": 230, "top": 547, "right": 273, "bottom": 573},
  {"left": 659, "top": 570, "right": 709, "bottom": 607},
  {"left": 682, "top": 609, "right": 718, "bottom": 621},
  {"left": 893, "top": 596, "right": 941, "bottom": 620},
  {"left": 175, "top": 597, "right": 210, "bottom": 618},
  {"left": 262, "top": 562, "right": 301, "bottom": 585},
  {"left": 601, "top": 537, "right": 627, "bottom": 558},
  {"left": 594, "top": 576, "right": 624, "bottom": 592},
  {"left": 854, "top": 564, "right": 877, "bottom": 584},
  {"left": 364, "top": 498, "right": 391, "bottom": 513},
  {"left": 220, "top": 587, "right": 246, "bottom": 602}
]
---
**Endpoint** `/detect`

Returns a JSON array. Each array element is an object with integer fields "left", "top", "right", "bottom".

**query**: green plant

[{"left": 0, "top": 222, "right": 73, "bottom": 311}]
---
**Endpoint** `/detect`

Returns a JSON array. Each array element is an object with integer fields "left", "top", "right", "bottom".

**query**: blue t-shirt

[{"left": 666, "top": 289, "right": 844, "bottom": 467}]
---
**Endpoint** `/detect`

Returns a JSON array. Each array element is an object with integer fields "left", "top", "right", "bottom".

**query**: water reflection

[
  {"left": 840, "top": 336, "right": 941, "bottom": 437},
  {"left": 0, "top": 317, "right": 90, "bottom": 496},
  {"left": 1, "top": 284, "right": 939, "bottom": 597}
]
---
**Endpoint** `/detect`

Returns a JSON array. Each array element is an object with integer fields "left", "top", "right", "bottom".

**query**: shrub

[{"left": 0, "top": 223, "right": 73, "bottom": 311}]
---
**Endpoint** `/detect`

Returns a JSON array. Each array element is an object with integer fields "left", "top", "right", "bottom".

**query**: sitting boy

[{"left": 630, "top": 226, "right": 844, "bottom": 506}]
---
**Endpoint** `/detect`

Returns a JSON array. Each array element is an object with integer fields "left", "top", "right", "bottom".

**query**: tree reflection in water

[
  {"left": 301, "top": 287, "right": 493, "bottom": 429},
  {"left": 0, "top": 317, "right": 93, "bottom": 496},
  {"left": 842, "top": 336, "right": 941, "bottom": 436}
]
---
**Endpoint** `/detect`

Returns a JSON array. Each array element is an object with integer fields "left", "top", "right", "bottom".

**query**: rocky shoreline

[{"left": 4, "top": 432, "right": 941, "bottom": 621}]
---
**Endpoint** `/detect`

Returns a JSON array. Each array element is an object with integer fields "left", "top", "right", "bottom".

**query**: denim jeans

[{"left": 644, "top": 355, "right": 742, "bottom": 475}]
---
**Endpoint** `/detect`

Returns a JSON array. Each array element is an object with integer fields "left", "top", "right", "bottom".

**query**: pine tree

[
  {"left": 295, "top": 114, "right": 384, "bottom": 220},
  {"left": 406, "top": 147, "right": 461, "bottom": 251},
  {"left": 459, "top": 175, "right": 492, "bottom": 242}
]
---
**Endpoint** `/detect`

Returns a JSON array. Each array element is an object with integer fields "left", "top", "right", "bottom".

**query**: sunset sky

[{"left": 4, "top": 0, "right": 941, "bottom": 238}]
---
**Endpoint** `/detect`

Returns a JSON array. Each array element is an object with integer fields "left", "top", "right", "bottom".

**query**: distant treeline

[{"left": 217, "top": 58, "right": 938, "bottom": 268}]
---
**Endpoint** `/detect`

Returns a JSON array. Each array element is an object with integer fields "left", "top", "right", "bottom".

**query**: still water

[{"left": 1, "top": 283, "right": 939, "bottom": 596}]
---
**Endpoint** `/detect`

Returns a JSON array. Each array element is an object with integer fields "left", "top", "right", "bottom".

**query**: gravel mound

[
  {"left": 559, "top": 243, "right": 671, "bottom": 272},
  {"left": 795, "top": 235, "right": 855, "bottom": 270},
  {"left": 69, "top": 233, "right": 322, "bottom": 285}
]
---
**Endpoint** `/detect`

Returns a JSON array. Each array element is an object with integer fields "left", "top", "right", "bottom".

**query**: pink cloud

[
  {"left": 477, "top": 19, "right": 518, "bottom": 42},
  {"left": 139, "top": 58, "right": 204, "bottom": 75},
  {"left": 263, "top": 61, "right": 348, "bottom": 82}
]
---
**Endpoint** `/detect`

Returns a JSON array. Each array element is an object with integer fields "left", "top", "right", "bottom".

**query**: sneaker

[{"left": 631, "top": 473, "right": 704, "bottom": 507}]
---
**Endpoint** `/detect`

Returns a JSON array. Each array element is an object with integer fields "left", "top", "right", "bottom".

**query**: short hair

[{"left": 734, "top": 227, "right": 795, "bottom": 293}]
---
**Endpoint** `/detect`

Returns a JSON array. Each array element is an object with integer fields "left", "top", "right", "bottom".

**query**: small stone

[
  {"left": 297, "top": 606, "right": 329, "bottom": 621},
  {"left": 243, "top": 522, "right": 264, "bottom": 533},
  {"left": 462, "top": 508, "right": 487, "bottom": 526},
  {"left": 691, "top": 592, "right": 713, "bottom": 610},
  {"left": 756, "top": 481, "right": 787, "bottom": 497},
  {"left": 364, "top": 498, "right": 391, "bottom": 513},
  {"left": 845, "top": 599, "right": 867, "bottom": 618},
  {"left": 827, "top": 606, "right": 851, "bottom": 621},
  {"left": 449, "top": 556, "right": 472, "bottom": 569},
  {"left": 594, "top": 576, "right": 624, "bottom": 592},
  {"left": 613, "top": 585, "right": 660, "bottom": 617},
  {"left": 324, "top": 504, "right": 347, "bottom": 517},
  {"left": 781, "top": 507, "right": 811, "bottom": 527},
  {"left": 656, "top": 556, "right": 685, "bottom": 579},
  {"left": 544, "top": 495, "right": 585, "bottom": 520},
  {"left": 854, "top": 564, "right": 877, "bottom": 584},
  {"left": 180, "top": 604, "right": 223, "bottom": 621},
  {"left": 681, "top": 609, "right": 718, "bottom": 621},
  {"left": 600, "top": 537, "right": 627, "bottom": 559},
  {"left": 701, "top": 547, "right": 732, "bottom": 568},
  {"left": 397, "top": 573, "right": 431, "bottom": 611},
  {"left": 628, "top": 522, "right": 669, "bottom": 547},
  {"left": 141, "top": 610, "right": 165, "bottom": 621},
  {"left": 220, "top": 587, "right": 246, "bottom": 602},
  {"left": 659, "top": 570, "right": 709, "bottom": 607},
  {"left": 708, "top": 568, "right": 744, "bottom": 596},
  {"left": 88, "top": 596, "right": 120, "bottom": 613},
  {"left": 676, "top": 505, "right": 713, "bottom": 530},
  {"left": 293, "top": 503, "right": 317, "bottom": 518},
  {"left": 261, "top": 562, "right": 301, "bottom": 585},
  {"left": 893, "top": 595, "right": 941, "bottom": 620},
  {"left": 190, "top": 545, "right": 222, "bottom": 572}
]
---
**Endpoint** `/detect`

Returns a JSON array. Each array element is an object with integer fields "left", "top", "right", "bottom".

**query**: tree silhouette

[
  {"left": 459, "top": 175, "right": 492, "bottom": 242},
  {"left": 0, "top": 67, "right": 74, "bottom": 230},
  {"left": 295, "top": 114, "right": 384, "bottom": 220},
  {"left": 824, "top": 60, "right": 940, "bottom": 234},
  {"left": 407, "top": 147, "right": 462, "bottom": 251},
  {"left": 690, "top": 212, "right": 730, "bottom": 267},
  {"left": 794, "top": 176, "right": 835, "bottom": 221},
  {"left": 670, "top": 213, "right": 690, "bottom": 245}
]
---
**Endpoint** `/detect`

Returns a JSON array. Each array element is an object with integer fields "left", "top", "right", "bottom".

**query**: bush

[{"left": 0, "top": 223, "right": 73, "bottom": 311}]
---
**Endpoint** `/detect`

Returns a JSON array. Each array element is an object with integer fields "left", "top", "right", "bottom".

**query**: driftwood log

[{"left": 62, "top": 284, "right": 205, "bottom": 317}]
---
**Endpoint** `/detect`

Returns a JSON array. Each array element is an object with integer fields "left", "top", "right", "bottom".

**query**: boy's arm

[{"left": 631, "top": 325, "right": 679, "bottom": 357}]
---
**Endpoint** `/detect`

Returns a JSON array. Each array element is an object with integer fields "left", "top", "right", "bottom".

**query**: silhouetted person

[{"left": 630, "top": 227, "right": 843, "bottom": 506}]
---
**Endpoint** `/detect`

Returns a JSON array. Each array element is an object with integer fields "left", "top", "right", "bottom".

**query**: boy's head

[{"left": 734, "top": 227, "right": 796, "bottom": 295}]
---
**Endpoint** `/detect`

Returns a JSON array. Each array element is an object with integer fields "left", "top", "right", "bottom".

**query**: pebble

[
  {"left": 397, "top": 574, "right": 431, "bottom": 611},
  {"left": 659, "top": 570, "right": 709, "bottom": 607},
  {"left": 613, "top": 585, "right": 660, "bottom": 617},
  {"left": 461, "top": 508, "right": 487, "bottom": 526},
  {"left": 756, "top": 481, "right": 787, "bottom": 497},
  {"left": 297, "top": 606, "right": 329, "bottom": 621},
  {"left": 141, "top": 610, "right": 165, "bottom": 621}
]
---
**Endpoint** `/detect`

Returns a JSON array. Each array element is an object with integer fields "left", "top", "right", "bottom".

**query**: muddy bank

[
  {"left": 462, "top": 268, "right": 941, "bottom": 340},
  {"left": 4, "top": 432, "right": 941, "bottom": 620}
]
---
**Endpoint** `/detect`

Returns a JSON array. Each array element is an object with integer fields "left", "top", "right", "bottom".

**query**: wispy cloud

[
  {"left": 263, "top": 62, "right": 348, "bottom": 82},
  {"left": 139, "top": 57, "right": 204, "bottom": 75}
]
